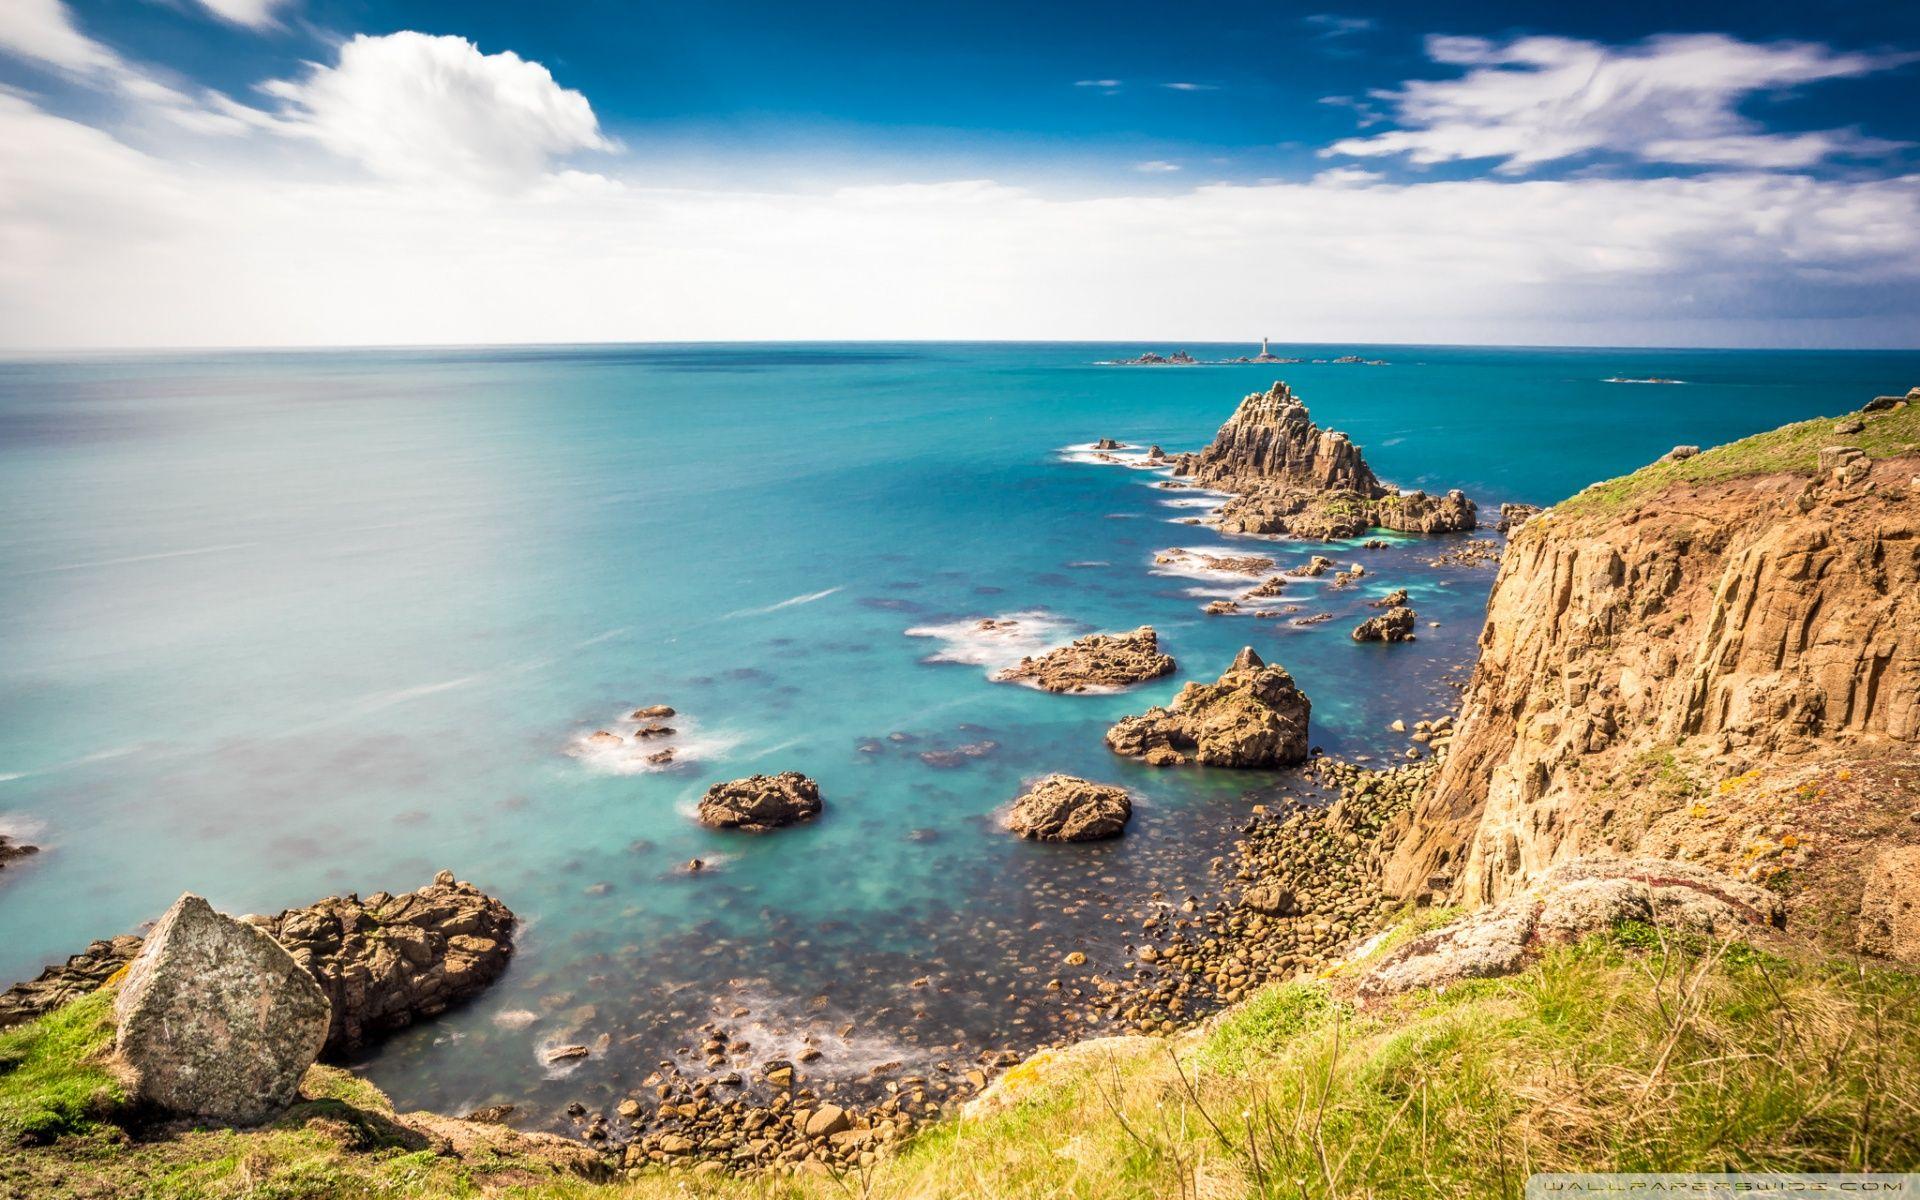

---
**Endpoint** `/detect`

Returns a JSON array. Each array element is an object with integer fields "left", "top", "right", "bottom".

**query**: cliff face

[
  {"left": 1383, "top": 407, "right": 1920, "bottom": 915},
  {"left": 1177, "top": 382, "right": 1476, "bottom": 539}
]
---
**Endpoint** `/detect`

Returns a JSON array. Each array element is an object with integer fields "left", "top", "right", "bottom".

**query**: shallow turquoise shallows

[{"left": 2, "top": 341, "right": 1915, "bottom": 1122}]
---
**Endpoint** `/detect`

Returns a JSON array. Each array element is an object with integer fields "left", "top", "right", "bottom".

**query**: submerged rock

[
  {"left": 997, "top": 626, "right": 1175, "bottom": 693},
  {"left": 697, "top": 772, "right": 823, "bottom": 831},
  {"left": 0, "top": 833, "right": 37, "bottom": 872},
  {"left": 1105, "top": 647, "right": 1311, "bottom": 768},
  {"left": 1005, "top": 775, "right": 1133, "bottom": 842},
  {"left": 114, "top": 894, "right": 331, "bottom": 1125},
  {"left": 1352, "top": 606, "right": 1417, "bottom": 643}
]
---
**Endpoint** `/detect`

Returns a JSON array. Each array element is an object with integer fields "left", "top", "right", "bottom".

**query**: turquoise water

[{"left": 2, "top": 341, "right": 1915, "bottom": 1122}]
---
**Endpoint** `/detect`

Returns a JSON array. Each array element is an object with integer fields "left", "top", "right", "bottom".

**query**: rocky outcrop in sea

[
  {"left": 1005, "top": 775, "right": 1132, "bottom": 841},
  {"left": 996, "top": 626, "right": 1175, "bottom": 693},
  {"left": 1167, "top": 382, "right": 1476, "bottom": 540},
  {"left": 1105, "top": 647, "right": 1310, "bottom": 767},
  {"left": 697, "top": 772, "right": 823, "bottom": 830},
  {"left": 242, "top": 870, "right": 515, "bottom": 1057},
  {"left": 1351, "top": 605, "right": 1416, "bottom": 642}
]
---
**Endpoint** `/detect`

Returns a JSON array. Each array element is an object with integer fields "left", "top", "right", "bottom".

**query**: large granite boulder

[
  {"left": 997, "top": 626, "right": 1176, "bottom": 693},
  {"left": 1006, "top": 775, "right": 1132, "bottom": 842},
  {"left": 242, "top": 871, "right": 515, "bottom": 1057},
  {"left": 114, "top": 894, "right": 331, "bottom": 1125},
  {"left": 1105, "top": 647, "right": 1311, "bottom": 768},
  {"left": 697, "top": 772, "right": 823, "bottom": 831},
  {"left": 1352, "top": 606, "right": 1417, "bottom": 643},
  {"left": 1355, "top": 857, "right": 1783, "bottom": 1003}
]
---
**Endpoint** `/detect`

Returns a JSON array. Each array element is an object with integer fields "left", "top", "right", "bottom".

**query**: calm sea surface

[{"left": 2, "top": 341, "right": 1915, "bottom": 1121}]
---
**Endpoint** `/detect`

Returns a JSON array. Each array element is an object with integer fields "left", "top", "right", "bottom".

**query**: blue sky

[{"left": 2, "top": 0, "right": 1918, "bottom": 347}]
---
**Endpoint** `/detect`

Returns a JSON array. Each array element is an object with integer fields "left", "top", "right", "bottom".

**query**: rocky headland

[
  {"left": 1381, "top": 395, "right": 1920, "bottom": 929},
  {"left": 996, "top": 625, "right": 1175, "bottom": 693},
  {"left": 1105, "top": 647, "right": 1311, "bottom": 767},
  {"left": 1168, "top": 381, "right": 1476, "bottom": 540}
]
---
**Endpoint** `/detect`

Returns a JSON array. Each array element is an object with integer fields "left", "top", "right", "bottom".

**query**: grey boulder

[{"left": 114, "top": 893, "right": 331, "bottom": 1125}]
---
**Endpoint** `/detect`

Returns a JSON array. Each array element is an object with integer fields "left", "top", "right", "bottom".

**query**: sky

[{"left": 2, "top": 0, "right": 1919, "bottom": 349}]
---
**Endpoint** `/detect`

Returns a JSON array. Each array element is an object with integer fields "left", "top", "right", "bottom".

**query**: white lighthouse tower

[{"left": 1260, "top": 337, "right": 1271, "bottom": 357}]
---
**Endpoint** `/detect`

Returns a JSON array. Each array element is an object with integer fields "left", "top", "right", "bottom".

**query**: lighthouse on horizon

[{"left": 1260, "top": 337, "right": 1270, "bottom": 356}]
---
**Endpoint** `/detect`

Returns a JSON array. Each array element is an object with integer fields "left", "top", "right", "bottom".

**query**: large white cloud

[
  {"left": 262, "top": 32, "right": 612, "bottom": 188},
  {"left": 1329, "top": 33, "right": 1915, "bottom": 172},
  {"left": 2, "top": 91, "right": 1917, "bottom": 350}
]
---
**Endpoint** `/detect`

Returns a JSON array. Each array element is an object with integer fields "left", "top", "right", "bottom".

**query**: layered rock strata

[{"left": 1382, "top": 402, "right": 1920, "bottom": 917}]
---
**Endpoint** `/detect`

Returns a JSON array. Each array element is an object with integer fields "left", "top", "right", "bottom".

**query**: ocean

[{"left": 2, "top": 341, "right": 1914, "bottom": 1122}]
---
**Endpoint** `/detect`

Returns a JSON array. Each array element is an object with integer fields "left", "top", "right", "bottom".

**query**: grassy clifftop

[
  {"left": 6, "top": 926, "right": 1916, "bottom": 1199},
  {"left": 1554, "top": 398, "right": 1918, "bottom": 519}
]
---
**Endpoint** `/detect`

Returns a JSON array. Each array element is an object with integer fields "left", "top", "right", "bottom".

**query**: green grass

[
  {"left": 0, "top": 988, "right": 124, "bottom": 1144},
  {"left": 1555, "top": 400, "right": 1919, "bottom": 518},
  {"left": 8, "top": 929, "right": 1918, "bottom": 1198}
]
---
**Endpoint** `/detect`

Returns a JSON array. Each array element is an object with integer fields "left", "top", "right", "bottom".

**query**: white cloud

[
  {"left": 193, "top": 0, "right": 293, "bottom": 30},
  {"left": 0, "top": 0, "right": 117, "bottom": 73},
  {"left": 0, "top": 0, "right": 278, "bottom": 134},
  {"left": 1134, "top": 160, "right": 1181, "bottom": 172},
  {"left": 1305, "top": 14, "right": 1376, "bottom": 38},
  {"left": 3, "top": 90, "right": 1918, "bottom": 351},
  {"left": 262, "top": 32, "right": 611, "bottom": 188},
  {"left": 1162, "top": 82, "right": 1218, "bottom": 92},
  {"left": 1329, "top": 33, "right": 1916, "bottom": 172}
]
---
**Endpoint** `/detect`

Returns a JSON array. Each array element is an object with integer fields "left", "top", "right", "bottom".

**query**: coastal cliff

[
  {"left": 1175, "top": 381, "right": 1476, "bottom": 538},
  {"left": 1382, "top": 401, "right": 1920, "bottom": 931}
]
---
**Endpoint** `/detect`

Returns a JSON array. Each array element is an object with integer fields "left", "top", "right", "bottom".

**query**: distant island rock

[
  {"left": 1005, "top": 775, "right": 1133, "bottom": 841},
  {"left": 696, "top": 772, "right": 823, "bottom": 831},
  {"left": 1157, "top": 381, "right": 1475, "bottom": 540}
]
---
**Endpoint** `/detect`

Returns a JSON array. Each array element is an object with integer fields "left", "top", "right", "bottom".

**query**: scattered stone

[
  {"left": 696, "top": 773, "right": 823, "bottom": 831},
  {"left": 1495, "top": 503, "right": 1542, "bottom": 532},
  {"left": 114, "top": 894, "right": 331, "bottom": 1125},
  {"left": 546, "top": 1044, "right": 591, "bottom": 1063},
  {"left": 1005, "top": 775, "right": 1133, "bottom": 842},
  {"left": 631, "top": 705, "right": 676, "bottom": 719},
  {"left": 1659, "top": 445, "right": 1699, "bottom": 463}
]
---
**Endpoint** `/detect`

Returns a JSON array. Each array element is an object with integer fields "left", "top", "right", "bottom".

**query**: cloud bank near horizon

[{"left": 1, "top": 6, "right": 1918, "bottom": 350}]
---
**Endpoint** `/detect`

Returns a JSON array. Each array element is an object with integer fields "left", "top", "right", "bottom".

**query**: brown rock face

[
  {"left": 1382, "top": 442, "right": 1920, "bottom": 907},
  {"left": 1857, "top": 846, "right": 1920, "bottom": 963},
  {"left": 114, "top": 894, "right": 331, "bottom": 1125},
  {"left": 997, "top": 626, "right": 1176, "bottom": 693},
  {"left": 1106, "top": 647, "right": 1311, "bottom": 768},
  {"left": 697, "top": 772, "right": 823, "bottom": 831},
  {"left": 1175, "top": 382, "right": 1476, "bottom": 540},
  {"left": 0, "top": 833, "right": 37, "bottom": 873},
  {"left": 1005, "top": 775, "right": 1133, "bottom": 841},
  {"left": 1352, "top": 606, "right": 1417, "bottom": 643},
  {"left": 244, "top": 870, "right": 516, "bottom": 1057}
]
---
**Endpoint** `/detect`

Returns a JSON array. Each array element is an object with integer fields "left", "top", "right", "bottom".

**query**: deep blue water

[{"left": 1, "top": 341, "right": 1914, "bottom": 1122}]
